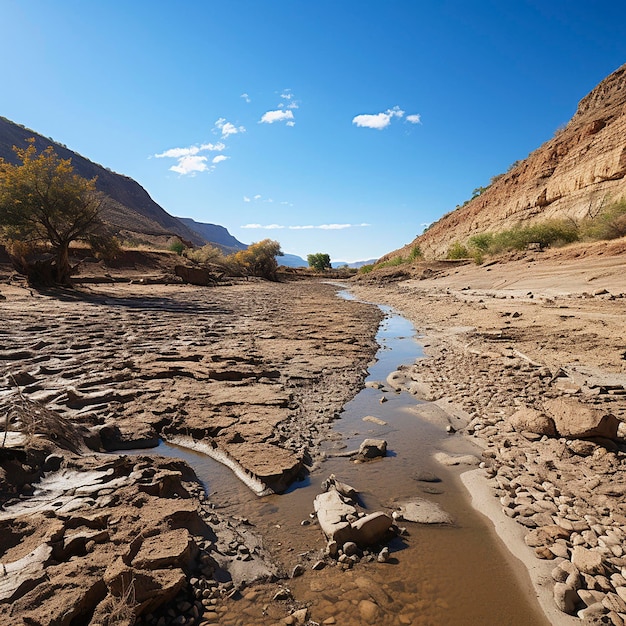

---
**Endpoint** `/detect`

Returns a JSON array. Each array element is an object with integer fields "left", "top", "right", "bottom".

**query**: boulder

[
  {"left": 544, "top": 398, "right": 619, "bottom": 439},
  {"left": 174, "top": 264, "right": 216, "bottom": 286},
  {"left": 509, "top": 407, "right": 556, "bottom": 437},
  {"left": 351, "top": 512, "right": 393, "bottom": 545},
  {"left": 358, "top": 439, "right": 387, "bottom": 459},
  {"left": 314, "top": 490, "right": 355, "bottom": 545}
]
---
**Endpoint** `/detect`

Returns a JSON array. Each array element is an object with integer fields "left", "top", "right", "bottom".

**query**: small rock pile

[
  {"left": 400, "top": 335, "right": 626, "bottom": 622},
  {"left": 312, "top": 475, "right": 398, "bottom": 570}
]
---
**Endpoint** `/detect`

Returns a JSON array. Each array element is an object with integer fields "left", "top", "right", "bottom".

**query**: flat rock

[
  {"left": 0, "top": 543, "right": 52, "bottom": 603},
  {"left": 132, "top": 528, "right": 197, "bottom": 570},
  {"left": 395, "top": 498, "right": 453, "bottom": 525}
]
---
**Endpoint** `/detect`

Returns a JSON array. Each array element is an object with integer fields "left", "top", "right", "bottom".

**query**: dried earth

[
  {"left": 0, "top": 267, "right": 382, "bottom": 626},
  {"left": 1, "top": 239, "right": 626, "bottom": 625}
]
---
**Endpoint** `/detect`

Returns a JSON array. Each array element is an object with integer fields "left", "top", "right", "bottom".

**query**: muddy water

[{"left": 146, "top": 292, "right": 549, "bottom": 625}]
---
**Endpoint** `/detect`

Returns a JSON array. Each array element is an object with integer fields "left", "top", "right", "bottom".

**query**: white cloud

[
  {"left": 154, "top": 147, "right": 198, "bottom": 159},
  {"left": 406, "top": 114, "right": 422, "bottom": 124},
  {"left": 243, "top": 196, "right": 251, "bottom": 202},
  {"left": 280, "top": 89, "right": 293, "bottom": 100},
  {"left": 241, "top": 223, "right": 285, "bottom": 230},
  {"left": 352, "top": 105, "right": 405, "bottom": 130},
  {"left": 259, "top": 109, "right": 295, "bottom": 124},
  {"left": 241, "top": 93, "right": 251, "bottom": 103},
  {"left": 169, "top": 156, "right": 209, "bottom": 175},
  {"left": 154, "top": 141, "right": 226, "bottom": 175},
  {"left": 212, "top": 155, "right": 229, "bottom": 164},
  {"left": 214, "top": 117, "right": 245, "bottom": 139},
  {"left": 199, "top": 142, "right": 226, "bottom": 151},
  {"left": 318, "top": 224, "right": 352, "bottom": 230},
  {"left": 286, "top": 120, "right": 296, "bottom": 127},
  {"left": 288, "top": 225, "right": 315, "bottom": 230},
  {"left": 254, "top": 194, "right": 262, "bottom": 200}
]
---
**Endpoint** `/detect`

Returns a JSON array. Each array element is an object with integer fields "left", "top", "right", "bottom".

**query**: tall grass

[{"left": 451, "top": 198, "right": 626, "bottom": 264}]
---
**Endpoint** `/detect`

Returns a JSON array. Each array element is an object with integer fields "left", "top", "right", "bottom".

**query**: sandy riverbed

[{"left": 1, "top": 240, "right": 625, "bottom": 624}]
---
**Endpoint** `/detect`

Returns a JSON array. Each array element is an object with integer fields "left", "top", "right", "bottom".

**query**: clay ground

[
  {"left": 1, "top": 238, "right": 626, "bottom": 625},
  {"left": 0, "top": 272, "right": 382, "bottom": 625}
]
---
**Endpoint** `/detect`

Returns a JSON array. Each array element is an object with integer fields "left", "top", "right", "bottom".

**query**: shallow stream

[{"left": 140, "top": 288, "right": 549, "bottom": 625}]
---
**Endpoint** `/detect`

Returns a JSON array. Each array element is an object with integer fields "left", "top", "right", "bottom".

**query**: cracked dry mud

[{"left": 0, "top": 279, "right": 382, "bottom": 625}]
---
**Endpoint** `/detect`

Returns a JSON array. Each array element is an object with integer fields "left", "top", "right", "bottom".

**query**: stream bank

[{"left": 145, "top": 288, "right": 550, "bottom": 625}]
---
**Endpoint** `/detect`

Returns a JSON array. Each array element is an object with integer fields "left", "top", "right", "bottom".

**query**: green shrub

[
  {"left": 408, "top": 245, "right": 422, "bottom": 260},
  {"left": 359, "top": 264, "right": 374, "bottom": 274},
  {"left": 446, "top": 242, "right": 469, "bottom": 259},
  {"left": 580, "top": 199, "right": 626, "bottom": 241},
  {"left": 468, "top": 232, "right": 494, "bottom": 252},
  {"left": 168, "top": 238, "right": 185, "bottom": 255}
]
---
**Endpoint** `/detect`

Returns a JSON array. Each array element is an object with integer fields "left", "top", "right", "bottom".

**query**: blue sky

[{"left": 2, "top": 1, "right": 625, "bottom": 262}]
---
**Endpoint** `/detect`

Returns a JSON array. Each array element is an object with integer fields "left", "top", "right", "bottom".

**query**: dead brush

[
  {"left": 0, "top": 376, "right": 86, "bottom": 453},
  {"left": 99, "top": 578, "right": 137, "bottom": 626}
]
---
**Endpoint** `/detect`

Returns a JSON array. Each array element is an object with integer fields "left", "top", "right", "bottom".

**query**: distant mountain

[
  {"left": 0, "top": 116, "right": 204, "bottom": 246},
  {"left": 177, "top": 217, "right": 247, "bottom": 254},
  {"left": 279, "top": 253, "right": 308, "bottom": 268},
  {"left": 332, "top": 259, "right": 378, "bottom": 269}
]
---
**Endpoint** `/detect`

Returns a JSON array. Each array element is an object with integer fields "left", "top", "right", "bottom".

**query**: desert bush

[
  {"left": 232, "top": 239, "right": 282, "bottom": 280},
  {"left": 167, "top": 238, "right": 185, "bottom": 255},
  {"left": 408, "top": 245, "right": 422, "bottom": 260},
  {"left": 467, "top": 232, "right": 494, "bottom": 252},
  {"left": 359, "top": 264, "right": 374, "bottom": 274},
  {"left": 185, "top": 243, "right": 227, "bottom": 266},
  {"left": 88, "top": 234, "right": 122, "bottom": 262},
  {"left": 580, "top": 199, "right": 626, "bottom": 240},
  {"left": 446, "top": 242, "right": 469, "bottom": 259}
]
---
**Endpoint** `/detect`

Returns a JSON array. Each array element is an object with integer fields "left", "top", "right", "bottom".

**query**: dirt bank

[{"left": 352, "top": 241, "right": 626, "bottom": 624}]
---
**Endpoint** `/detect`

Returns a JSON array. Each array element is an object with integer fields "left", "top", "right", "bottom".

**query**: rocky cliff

[{"left": 393, "top": 63, "right": 626, "bottom": 260}]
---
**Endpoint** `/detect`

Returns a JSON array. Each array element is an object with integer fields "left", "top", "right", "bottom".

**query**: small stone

[
  {"left": 377, "top": 547, "right": 390, "bottom": 563},
  {"left": 291, "top": 564, "right": 305, "bottom": 578},
  {"left": 358, "top": 599, "right": 380, "bottom": 624},
  {"left": 343, "top": 542, "right": 358, "bottom": 556},
  {"left": 312, "top": 560, "right": 326, "bottom": 570},
  {"left": 291, "top": 607, "right": 308, "bottom": 624},
  {"left": 553, "top": 582, "right": 579, "bottom": 614},
  {"left": 273, "top": 587, "right": 292, "bottom": 601},
  {"left": 571, "top": 546, "right": 605, "bottom": 575}
]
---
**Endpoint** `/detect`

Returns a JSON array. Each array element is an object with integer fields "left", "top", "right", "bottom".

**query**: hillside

[
  {"left": 388, "top": 63, "right": 626, "bottom": 260},
  {"left": 177, "top": 217, "right": 247, "bottom": 254},
  {"left": 0, "top": 116, "right": 204, "bottom": 247}
]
